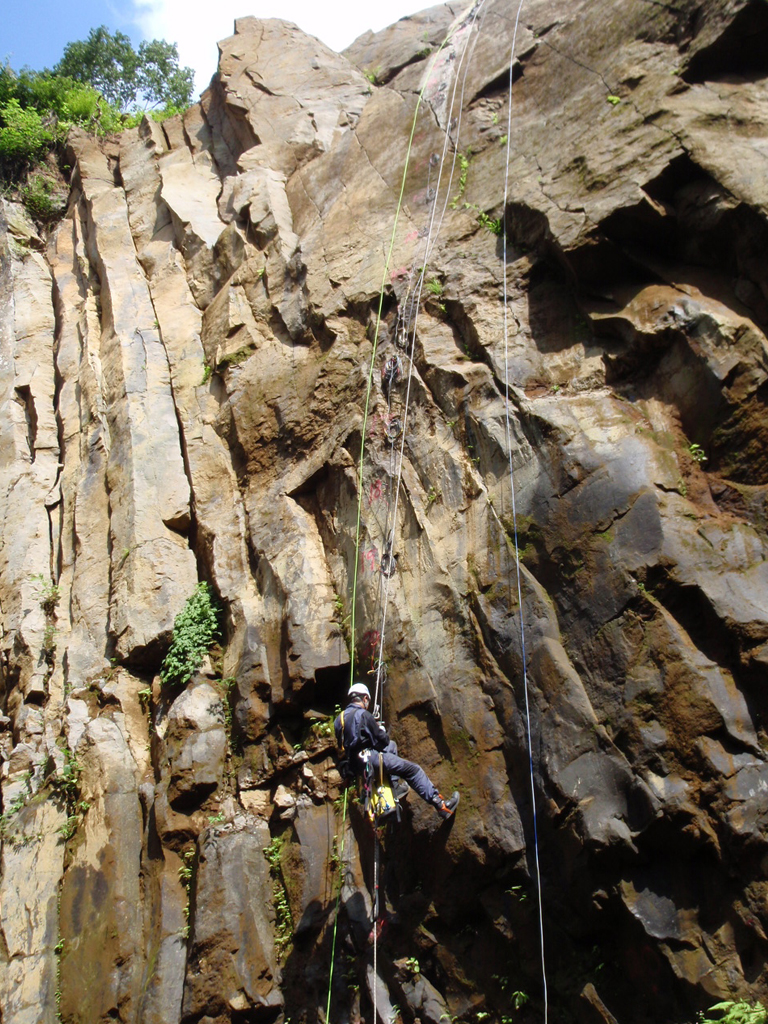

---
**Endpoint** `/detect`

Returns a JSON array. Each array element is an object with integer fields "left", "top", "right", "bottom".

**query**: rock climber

[{"left": 335, "top": 682, "right": 460, "bottom": 820}]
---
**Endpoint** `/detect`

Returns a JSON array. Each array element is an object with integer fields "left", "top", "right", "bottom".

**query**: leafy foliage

[
  {"left": 0, "top": 28, "right": 193, "bottom": 192},
  {"left": 0, "top": 99, "right": 53, "bottom": 171},
  {"left": 689, "top": 442, "right": 708, "bottom": 463},
  {"left": 698, "top": 1002, "right": 768, "bottom": 1024},
  {"left": 160, "top": 582, "right": 222, "bottom": 689},
  {"left": 264, "top": 834, "right": 294, "bottom": 958},
  {"left": 178, "top": 847, "right": 196, "bottom": 938},
  {"left": 55, "top": 27, "right": 194, "bottom": 112},
  {"left": 19, "top": 173, "right": 67, "bottom": 222}
]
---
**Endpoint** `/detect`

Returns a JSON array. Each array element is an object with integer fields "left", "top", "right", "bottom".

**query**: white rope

[
  {"left": 373, "top": 832, "right": 380, "bottom": 1024},
  {"left": 372, "top": 0, "right": 491, "bottom": 714},
  {"left": 501, "top": 3, "right": 549, "bottom": 1021}
]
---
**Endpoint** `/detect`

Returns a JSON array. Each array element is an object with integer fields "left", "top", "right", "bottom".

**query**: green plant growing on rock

[
  {"left": 57, "top": 815, "right": 79, "bottom": 841},
  {"left": 427, "top": 278, "right": 444, "bottom": 296},
  {"left": 51, "top": 743, "right": 88, "bottom": 843},
  {"left": 264, "top": 833, "right": 294, "bottom": 959},
  {"left": 218, "top": 346, "right": 253, "bottom": 371},
  {"left": 160, "top": 582, "right": 221, "bottom": 689},
  {"left": 178, "top": 847, "right": 196, "bottom": 938},
  {"left": 332, "top": 591, "right": 351, "bottom": 651},
  {"left": 689, "top": 442, "right": 707, "bottom": 463},
  {"left": 54, "top": 934, "right": 66, "bottom": 1022},
  {"left": 51, "top": 745, "right": 81, "bottom": 802},
  {"left": 309, "top": 714, "right": 335, "bottom": 742},
  {"left": 49, "top": 745, "right": 89, "bottom": 839},
  {"left": 698, "top": 1003, "right": 768, "bottom": 1024},
  {"left": 31, "top": 574, "right": 60, "bottom": 614},
  {"left": 468, "top": 205, "right": 503, "bottom": 235},
  {"left": 216, "top": 676, "right": 237, "bottom": 740},
  {"left": 450, "top": 149, "right": 472, "bottom": 209},
  {"left": 20, "top": 172, "right": 67, "bottom": 222},
  {"left": 0, "top": 787, "right": 30, "bottom": 838}
]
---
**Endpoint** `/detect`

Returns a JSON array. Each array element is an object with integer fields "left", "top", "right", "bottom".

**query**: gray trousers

[{"left": 366, "top": 740, "right": 438, "bottom": 805}]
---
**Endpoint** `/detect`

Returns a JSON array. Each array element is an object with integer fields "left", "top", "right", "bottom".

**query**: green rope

[
  {"left": 348, "top": 31, "right": 456, "bottom": 685},
  {"left": 324, "top": 786, "right": 349, "bottom": 1024}
]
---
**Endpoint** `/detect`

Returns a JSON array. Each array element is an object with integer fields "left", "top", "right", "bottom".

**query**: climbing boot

[
  {"left": 392, "top": 777, "right": 410, "bottom": 801},
  {"left": 432, "top": 791, "right": 460, "bottom": 819}
]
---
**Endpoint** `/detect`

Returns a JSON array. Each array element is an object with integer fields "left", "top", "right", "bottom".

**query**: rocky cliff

[{"left": 2, "top": 1, "right": 768, "bottom": 1021}]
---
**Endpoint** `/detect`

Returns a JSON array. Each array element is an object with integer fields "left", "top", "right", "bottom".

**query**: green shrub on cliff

[
  {"left": 0, "top": 99, "right": 53, "bottom": 170},
  {"left": 160, "top": 582, "right": 221, "bottom": 689},
  {"left": 698, "top": 1003, "right": 767, "bottom": 1024}
]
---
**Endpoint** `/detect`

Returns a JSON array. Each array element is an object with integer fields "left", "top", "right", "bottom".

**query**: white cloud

[{"left": 131, "top": 0, "right": 430, "bottom": 98}]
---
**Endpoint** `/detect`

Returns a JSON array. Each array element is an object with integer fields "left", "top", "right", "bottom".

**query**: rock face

[{"left": 2, "top": 1, "right": 768, "bottom": 1022}]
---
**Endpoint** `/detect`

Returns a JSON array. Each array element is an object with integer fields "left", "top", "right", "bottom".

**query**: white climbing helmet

[{"left": 348, "top": 682, "right": 371, "bottom": 701}]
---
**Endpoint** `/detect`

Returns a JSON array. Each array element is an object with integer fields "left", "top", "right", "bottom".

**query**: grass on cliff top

[{"left": 160, "top": 582, "right": 222, "bottom": 689}]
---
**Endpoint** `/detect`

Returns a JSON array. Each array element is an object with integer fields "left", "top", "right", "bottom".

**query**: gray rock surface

[{"left": 1, "top": 2, "right": 768, "bottom": 1022}]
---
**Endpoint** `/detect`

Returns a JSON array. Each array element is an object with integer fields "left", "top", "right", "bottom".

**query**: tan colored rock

[
  {"left": 0, "top": 796, "right": 67, "bottom": 1024},
  {"left": 215, "top": 18, "right": 371, "bottom": 177},
  {"left": 67, "top": 131, "right": 198, "bottom": 662},
  {"left": 58, "top": 717, "right": 143, "bottom": 1022},
  {"left": 161, "top": 682, "right": 227, "bottom": 810}
]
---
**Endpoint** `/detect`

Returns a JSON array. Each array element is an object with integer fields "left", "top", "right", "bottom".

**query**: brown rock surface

[{"left": 2, "top": 2, "right": 768, "bottom": 1022}]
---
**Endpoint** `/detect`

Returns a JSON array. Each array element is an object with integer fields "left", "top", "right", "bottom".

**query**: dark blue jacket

[{"left": 334, "top": 702, "right": 389, "bottom": 771}]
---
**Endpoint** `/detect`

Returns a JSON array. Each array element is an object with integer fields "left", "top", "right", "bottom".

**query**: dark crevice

[
  {"left": 644, "top": 566, "right": 768, "bottom": 739},
  {"left": 470, "top": 58, "right": 525, "bottom": 104},
  {"left": 684, "top": 0, "right": 768, "bottom": 82},
  {"left": 13, "top": 386, "right": 37, "bottom": 462}
]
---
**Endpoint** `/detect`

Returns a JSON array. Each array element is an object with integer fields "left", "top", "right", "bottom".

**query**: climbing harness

[
  {"left": 337, "top": 709, "right": 403, "bottom": 825},
  {"left": 361, "top": 751, "right": 402, "bottom": 826}
]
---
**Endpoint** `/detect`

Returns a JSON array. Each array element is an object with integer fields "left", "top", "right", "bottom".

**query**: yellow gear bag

[{"left": 366, "top": 755, "right": 400, "bottom": 825}]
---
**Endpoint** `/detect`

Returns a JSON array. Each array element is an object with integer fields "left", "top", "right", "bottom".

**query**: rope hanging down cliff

[
  {"left": 358, "top": 7, "right": 491, "bottom": 1024},
  {"left": 326, "top": 8, "right": 489, "bottom": 1024},
  {"left": 501, "top": 0, "right": 550, "bottom": 1019},
  {"left": 371, "top": 0, "right": 490, "bottom": 720}
]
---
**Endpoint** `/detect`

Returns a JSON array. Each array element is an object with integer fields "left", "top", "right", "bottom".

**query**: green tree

[
  {"left": 134, "top": 39, "right": 195, "bottom": 111},
  {"left": 55, "top": 26, "right": 194, "bottom": 111}
]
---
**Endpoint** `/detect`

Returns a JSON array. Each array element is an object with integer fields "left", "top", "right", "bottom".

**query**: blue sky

[{"left": 4, "top": 0, "right": 433, "bottom": 98}]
